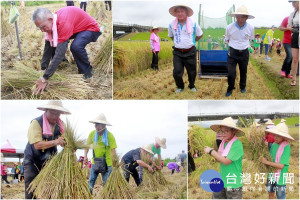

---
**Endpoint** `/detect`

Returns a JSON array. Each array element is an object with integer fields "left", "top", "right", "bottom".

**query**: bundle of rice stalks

[
  {"left": 101, "top": 153, "right": 136, "bottom": 199},
  {"left": 188, "top": 124, "right": 216, "bottom": 156},
  {"left": 1, "top": 62, "right": 94, "bottom": 99},
  {"left": 153, "top": 158, "right": 168, "bottom": 186},
  {"left": 139, "top": 154, "right": 160, "bottom": 192},
  {"left": 1, "top": 10, "right": 14, "bottom": 37},
  {"left": 240, "top": 126, "right": 275, "bottom": 173},
  {"left": 27, "top": 120, "right": 91, "bottom": 199},
  {"left": 83, "top": 166, "right": 90, "bottom": 179},
  {"left": 92, "top": 34, "right": 112, "bottom": 76}
]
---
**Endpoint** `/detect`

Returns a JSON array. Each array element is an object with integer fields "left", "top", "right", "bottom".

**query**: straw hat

[
  {"left": 37, "top": 100, "right": 71, "bottom": 114},
  {"left": 155, "top": 137, "right": 167, "bottom": 149},
  {"left": 229, "top": 5, "right": 255, "bottom": 19},
  {"left": 89, "top": 113, "right": 112, "bottom": 126},
  {"left": 265, "top": 123, "right": 295, "bottom": 141},
  {"left": 177, "top": 162, "right": 181, "bottom": 167},
  {"left": 265, "top": 119, "right": 274, "bottom": 125},
  {"left": 150, "top": 26, "right": 161, "bottom": 33},
  {"left": 210, "top": 117, "right": 245, "bottom": 137},
  {"left": 280, "top": 119, "right": 286, "bottom": 123},
  {"left": 277, "top": 38, "right": 280, "bottom": 41},
  {"left": 169, "top": 5, "right": 194, "bottom": 17},
  {"left": 141, "top": 144, "right": 154, "bottom": 155}
]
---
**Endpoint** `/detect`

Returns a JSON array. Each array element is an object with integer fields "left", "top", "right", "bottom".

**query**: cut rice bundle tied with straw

[
  {"left": 100, "top": 153, "right": 136, "bottom": 199},
  {"left": 1, "top": 63, "right": 94, "bottom": 99},
  {"left": 139, "top": 153, "right": 160, "bottom": 192},
  {"left": 27, "top": 120, "right": 91, "bottom": 199},
  {"left": 153, "top": 158, "right": 168, "bottom": 186}
]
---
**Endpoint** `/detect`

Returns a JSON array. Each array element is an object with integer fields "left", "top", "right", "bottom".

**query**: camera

[{"left": 292, "top": 25, "right": 299, "bottom": 34}]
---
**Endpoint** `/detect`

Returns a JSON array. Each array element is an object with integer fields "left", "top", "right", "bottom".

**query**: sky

[
  {"left": 113, "top": 0, "right": 294, "bottom": 28},
  {"left": 0, "top": 100, "right": 188, "bottom": 162}
]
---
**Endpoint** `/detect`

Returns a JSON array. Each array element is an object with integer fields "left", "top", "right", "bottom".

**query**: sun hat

[
  {"left": 177, "top": 162, "right": 181, "bottom": 167},
  {"left": 210, "top": 117, "right": 245, "bottom": 137},
  {"left": 277, "top": 38, "right": 280, "bottom": 41},
  {"left": 280, "top": 119, "right": 286, "bottom": 123},
  {"left": 141, "top": 144, "right": 154, "bottom": 155},
  {"left": 155, "top": 137, "right": 167, "bottom": 149},
  {"left": 169, "top": 5, "right": 194, "bottom": 17},
  {"left": 265, "top": 119, "right": 274, "bottom": 125},
  {"left": 89, "top": 113, "right": 112, "bottom": 126},
  {"left": 150, "top": 26, "right": 161, "bottom": 33},
  {"left": 37, "top": 100, "right": 71, "bottom": 114},
  {"left": 229, "top": 5, "right": 255, "bottom": 19},
  {"left": 265, "top": 123, "right": 295, "bottom": 141}
]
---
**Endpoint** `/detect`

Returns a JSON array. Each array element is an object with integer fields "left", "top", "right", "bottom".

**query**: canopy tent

[{"left": 1, "top": 140, "right": 24, "bottom": 161}]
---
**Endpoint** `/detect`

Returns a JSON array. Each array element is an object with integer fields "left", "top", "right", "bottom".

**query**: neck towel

[
  {"left": 42, "top": 113, "right": 65, "bottom": 136},
  {"left": 172, "top": 17, "right": 192, "bottom": 34},
  {"left": 45, "top": 13, "right": 58, "bottom": 47},
  {"left": 218, "top": 135, "right": 238, "bottom": 157},
  {"left": 94, "top": 128, "right": 109, "bottom": 146},
  {"left": 274, "top": 141, "right": 289, "bottom": 182}
]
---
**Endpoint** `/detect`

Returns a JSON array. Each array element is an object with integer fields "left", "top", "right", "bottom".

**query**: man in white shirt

[
  {"left": 168, "top": 5, "right": 203, "bottom": 93},
  {"left": 225, "top": 5, "right": 254, "bottom": 97}
]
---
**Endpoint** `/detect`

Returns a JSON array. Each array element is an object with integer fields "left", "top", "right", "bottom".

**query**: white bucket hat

[
  {"left": 150, "top": 26, "right": 161, "bottom": 33},
  {"left": 210, "top": 117, "right": 245, "bottom": 137},
  {"left": 89, "top": 113, "right": 112, "bottom": 126},
  {"left": 265, "top": 119, "right": 274, "bottom": 125},
  {"left": 155, "top": 137, "right": 167, "bottom": 149},
  {"left": 229, "top": 5, "right": 255, "bottom": 19},
  {"left": 265, "top": 123, "right": 295, "bottom": 141},
  {"left": 141, "top": 144, "right": 154, "bottom": 155},
  {"left": 169, "top": 5, "right": 194, "bottom": 17},
  {"left": 37, "top": 100, "right": 71, "bottom": 114}
]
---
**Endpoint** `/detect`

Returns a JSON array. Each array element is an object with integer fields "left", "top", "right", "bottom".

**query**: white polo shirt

[
  {"left": 225, "top": 22, "right": 254, "bottom": 50},
  {"left": 168, "top": 18, "right": 203, "bottom": 49}
]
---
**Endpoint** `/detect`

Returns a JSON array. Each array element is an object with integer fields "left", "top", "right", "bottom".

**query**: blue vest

[{"left": 24, "top": 115, "right": 62, "bottom": 166}]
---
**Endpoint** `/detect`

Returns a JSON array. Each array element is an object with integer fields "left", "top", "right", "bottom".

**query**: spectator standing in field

[
  {"left": 168, "top": 4, "right": 203, "bottom": 93},
  {"left": 224, "top": 5, "right": 255, "bottom": 97},
  {"left": 66, "top": 1, "right": 74, "bottom": 6},
  {"left": 80, "top": 0, "right": 88, "bottom": 12},
  {"left": 263, "top": 25, "right": 275, "bottom": 61},
  {"left": 253, "top": 33, "right": 261, "bottom": 57},
  {"left": 276, "top": 39, "right": 282, "bottom": 56},
  {"left": 150, "top": 26, "right": 161, "bottom": 70},
  {"left": 279, "top": 16, "right": 293, "bottom": 78},
  {"left": 288, "top": 0, "right": 299, "bottom": 86}
]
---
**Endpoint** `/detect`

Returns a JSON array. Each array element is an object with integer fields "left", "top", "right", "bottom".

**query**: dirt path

[{"left": 114, "top": 58, "right": 276, "bottom": 99}]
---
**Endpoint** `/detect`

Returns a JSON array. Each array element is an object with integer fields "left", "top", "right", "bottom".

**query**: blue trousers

[
  {"left": 70, "top": 31, "right": 101, "bottom": 75},
  {"left": 88, "top": 164, "right": 112, "bottom": 194}
]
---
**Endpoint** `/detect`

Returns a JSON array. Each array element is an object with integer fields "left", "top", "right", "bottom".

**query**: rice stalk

[
  {"left": 1, "top": 62, "right": 94, "bottom": 99},
  {"left": 153, "top": 158, "right": 168, "bottom": 186},
  {"left": 100, "top": 153, "right": 136, "bottom": 199},
  {"left": 27, "top": 120, "right": 91, "bottom": 199},
  {"left": 139, "top": 153, "right": 160, "bottom": 192}
]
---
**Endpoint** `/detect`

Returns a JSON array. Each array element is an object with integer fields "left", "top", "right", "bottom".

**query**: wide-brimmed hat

[
  {"left": 265, "top": 119, "right": 274, "bottom": 125},
  {"left": 255, "top": 33, "right": 260, "bottom": 36},
  {"left": 177, "top": 162, "right": 181, "bottom": 167},
  {"left": 89, "top": 113, "right": 112, "bottom": 126},
  {"left": 229, "top": 5, "right": 255, "bottom": 19},
  {"left": 150, "top": 26, "right": 161, "bottom": 33},
  {"left": 155, "top": 137, "right": 167, "bottom": 149},
  {"left": 280, "top": 119, "right": 286, "bottom": 123},
  {"left": 210, "top": 117, "right": 245, "bottom": 137},
  {"left": 141, "top": 144, "right": 154, "bottom": 155},
  {"left": 265, "top": 123, "right": 295, "bottom": 141},
  {"left": 169, "top": 5, "right": 194, "bottom": 17},
  {"left": 37, "top": 100, "right": 71, "bottom": 114}
]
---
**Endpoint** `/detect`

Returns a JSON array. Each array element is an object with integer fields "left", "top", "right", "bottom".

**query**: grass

[
  {"left": 188, "top": 124, "right": 299, "bottom": 199},
  {"left": 273, "top": 117, "right": 299, "bottom": 126}
]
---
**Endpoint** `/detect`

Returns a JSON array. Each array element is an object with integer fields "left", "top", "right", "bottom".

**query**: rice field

[
  {"left": 188, "top": 124, "right": 299, "bottom": 199},
  {"left": 1, "top": 1, "right": 112, "bottom": 99}
]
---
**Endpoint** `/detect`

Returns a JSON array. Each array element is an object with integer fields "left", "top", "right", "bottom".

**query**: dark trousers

[
  {"left": 173, "top": 46, "right": 197, "bottom": 89},
  {"left": 171, "top": 169, "right": 175, "bottom": 174},
  {"left": 66, "top": 1, "right": 74, "bottom": 6},
  {"left": 260, "top": 43, "right": 264, "bottom": 54},
  {"left": 123, "top": 164, "right": 140, "bottom": 186},
  {"left": 227, "top": 47, "right": 249, "bottom": 92},
  {"left": 80, "top": 2, "right": 87, "bottom": 11},
  {"left": 281, "top": 43, "right": 292, "bottom": 75},
  {"left": 70, "top": 31, "right": 101, "bottom": 76},
  {"left": 151, "top": 51, "right": 159, "bottom": 70},
  {"left": 188, "top": 152, "right": 195, "bottom": 173},
  {"left": 2, "top": 175, "right": 9, "bottom": 184},
  {"left": 105, "top": 1, "right": 111, "bottom": 11},
  {"left": 24, "top": 159, "right": 42, "bottom": 199}
]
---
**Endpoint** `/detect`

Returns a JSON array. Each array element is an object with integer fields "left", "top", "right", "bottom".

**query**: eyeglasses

[{"left": 218, "top": 129, "right": 232, "bottom": 134}]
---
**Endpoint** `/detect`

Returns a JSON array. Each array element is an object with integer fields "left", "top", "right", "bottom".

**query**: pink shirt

[
  {"left": 150, "top": 32, "right": 160, "bottom": 52},
  {"left": 1, "top": 164, "right": 7, "bottom": 176},
  {"left": 56, "top": 6, "right": 100, "bottom": 43},
  {"left": 281, "top": 17, "right": 291, "bottom": 44}
]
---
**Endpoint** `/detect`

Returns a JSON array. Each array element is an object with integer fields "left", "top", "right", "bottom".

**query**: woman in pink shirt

[{"left": 150, "top": 26, "right": 161, "bottom": 70}]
